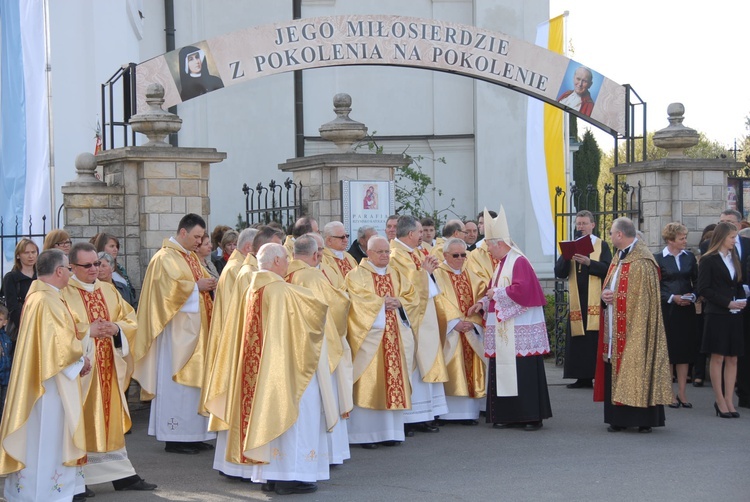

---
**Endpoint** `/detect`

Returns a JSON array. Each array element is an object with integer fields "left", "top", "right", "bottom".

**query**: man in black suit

[
  {"left": 701, "top": 210, "right": 750, "bottom": 408},
  {"left": 347, "top": 225, "right": 377, "bottom": 264}
]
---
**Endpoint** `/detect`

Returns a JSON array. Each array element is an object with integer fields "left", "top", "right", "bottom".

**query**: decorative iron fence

[
  {"left": 551, "top": 181, "right": 642, "bottom": 366},
  {"left": 0, "top": 216, "right": 49, "bottom": 280},
  {"left": 241, "top": 178, "right": 304, "bottom": 232}
]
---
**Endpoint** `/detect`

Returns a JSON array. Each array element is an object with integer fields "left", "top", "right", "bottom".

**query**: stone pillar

[
  {"left": 279, "top": 93, "right": 406, "bottom": 225},
  {"left": 612, "top": 103, "right": 743, "bottom": 251},
  {"left": 63, "top": 84, "right": 226, "bottom": 290},
  {"left": 63, "top": 152, "right": 128, "bottom": 256}
]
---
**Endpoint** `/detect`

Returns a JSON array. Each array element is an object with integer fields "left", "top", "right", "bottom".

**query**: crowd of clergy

[{"left": 0, "top": 205, "right": 680, "bottom": 500}]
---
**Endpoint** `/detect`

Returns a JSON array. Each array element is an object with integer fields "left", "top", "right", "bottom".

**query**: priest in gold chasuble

[
  {"left": 429, "top": 219, "right": 467, "bottom": 263},
  {"left": 1, "top": 250, "right": 89, "bottom": 501},
  {"left": 321, "top": 221, "right": 359, "bottom": 285},
  {"left": 63, "top": 243, "right": 156, "bottom": 492},
  {"left": 595, "top": 218, "right": 672, "bottom": 433},
  {"left": 132, "top": 214, "right": 217, "bottom": 455},
  {"left": 230, "top": 226, "right": 285, "bottom": 305},
  {"left": 389, "top": 216, "right": 449, "bottom": 432},
  {"left": 203, "top": 243, "right": 330, "bottom": 494},
  {"left": 433, "top": 238, "right": 487, "bottom": 424},
  {"left": 200, "top": 228, "right": 256, "bottom": 420},
  {"left": 466, "top": 239, "right": 500, "bottom": 294},
  {"left": 202, "top": 226, "right": 285, "bottom": 473},
  {"left": 283, "top": 216, "right": 319, "bottom": 259},
  {"left": 346, "top": 236, "right": 419, "bottom": 448},
  {"left": 287, "top": 235, "right": 352, "bottom": 465}
]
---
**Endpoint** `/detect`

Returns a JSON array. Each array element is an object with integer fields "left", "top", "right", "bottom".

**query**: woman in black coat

[
  {"left": 654, "top": 222, "right": 697, "bottom": 408},
  {"left": 697, "top": 222, "right": 746, "bottom": 418},
  {"left": 1, "top": 239, "right": 38, "bottom": 340}
]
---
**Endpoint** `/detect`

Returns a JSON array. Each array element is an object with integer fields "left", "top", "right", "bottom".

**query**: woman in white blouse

[{"left": 697, "top": 222, "right": 746, "bottom": 418}]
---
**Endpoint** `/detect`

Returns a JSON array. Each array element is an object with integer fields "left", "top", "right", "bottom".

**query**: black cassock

[{"left": 554, "top": 238, "right": 612, "bottom": 379}]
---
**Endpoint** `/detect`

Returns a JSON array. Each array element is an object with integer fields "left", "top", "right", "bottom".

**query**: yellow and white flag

[{"left": 526, "top": 13, "right": 566, "bottom": 255}]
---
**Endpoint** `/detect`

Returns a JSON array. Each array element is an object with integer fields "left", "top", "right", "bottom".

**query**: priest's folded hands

[
  {"left": 197, "top": 276, "right": 217, "bottom": 292},
  {"left": 384, "top": 296, "right": 401, "bottom": 310},
  {"left": 89, "top": 317, "right": 118, "bottom": 338}
]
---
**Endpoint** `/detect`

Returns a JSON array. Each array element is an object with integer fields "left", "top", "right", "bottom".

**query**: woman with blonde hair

[
  {"left": 654, "top": 222, "right": 697, "bottom": 408},
  {"left": 42, "top": 229, "right": 72, "bottom": 254},
  {"left": 211, "top": 230, "right": 237, "bottom": 275},
  {"left": 697, "top": 222, "right": 746, "bottom": 418},
  {"left": 1, "top": 239, "right": 39, "bottom": 340}
]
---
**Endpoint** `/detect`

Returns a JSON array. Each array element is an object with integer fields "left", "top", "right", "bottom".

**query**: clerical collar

[
  {"left": 257, "top": 269, "right": 283, "bottom": 280},
  {"left": 169, "top": 236, "right": 189, "bottom": 254},
  {"left": 618, "top": 239, "right": 637, "bottom": 259},
  {"left": 330, "top": 249, "right": 344, "bottom": 259},
  {"left": 72, "top": 275, "right": 96, "bottom": 292},
  {"left": 45, "top": 281, "right": 61, "bottom": 292},
  {"left": 369, "top": 262, "right": 388, "bottom": 275},
  {"left": 443, "top": 261, "right": 462, "bottom": 274},
  {"left": 394, "top": 238, "right": 414, "bottom": 252},
  {"left": 662, "top": 247, "right": 687, "bottom": 258}
]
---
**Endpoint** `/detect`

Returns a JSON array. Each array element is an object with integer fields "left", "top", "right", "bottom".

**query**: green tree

[{"left": 572, "top": 129, "right": 601, "bottom": 211}]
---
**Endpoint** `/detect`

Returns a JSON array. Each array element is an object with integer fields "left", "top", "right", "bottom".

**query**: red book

[{"left": 559, "top": 235, "right": 595, "bottom": 260}]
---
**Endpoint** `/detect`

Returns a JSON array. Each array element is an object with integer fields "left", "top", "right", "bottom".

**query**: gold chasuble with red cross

[
  {"left": 133, "top": 238, "right": 212, "bottom": 400},
  {"left": 433, "top": 263, "right": 487, "bottom": 399},
  {"left": 0, "top": 281, "right": 86, "bottom": 474},
  {"left": 203, "top": 271, "right": 327, "bottom": 465},
  {"left": 346, "top": 260, "right": 420, "bottom": 410},
  {"left": 594, "top": 240, "right": 672, "bottom": 408},
  {"left": 62, "top": 279, "right": 137, "bottom": 453}
]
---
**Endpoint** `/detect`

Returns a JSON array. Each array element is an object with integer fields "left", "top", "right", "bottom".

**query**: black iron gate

[
  {"left": 0, "top": 216, "right": 48, "bottom": 281},
  {"left": 551, "top": 181, "right": 642, "bottom": 366},
  {"left": 241, "top": 178, "right": 304, "bottom": 232}
]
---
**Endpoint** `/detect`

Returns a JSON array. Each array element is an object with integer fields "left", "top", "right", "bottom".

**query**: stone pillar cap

[
  {"left": 66, "top": 152, "right": 104, "bottom": 186},
  {"left": 318, "top": 93, "right": 368, "bottom": 152},
  {"left": 652, "top": 103, "right": 699, "bottom": 158},
  {"left": 129, "top": 83, "right": 182, "bottom": 147}
]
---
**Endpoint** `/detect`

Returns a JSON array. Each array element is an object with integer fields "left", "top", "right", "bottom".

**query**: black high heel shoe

[
  {"left": 714, "top": 402, "right": 732, "bottom": 419},
  {"left": 677, "top": 397, "right": 693, "bottom": 408},
  {"left": 729, "top": 410, "right": 740, "bottom": 418}
]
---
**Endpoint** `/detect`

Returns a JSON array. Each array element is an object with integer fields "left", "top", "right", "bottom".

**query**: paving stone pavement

[{"left": 2, "top": 361, "right": 748, "bottom": 501}]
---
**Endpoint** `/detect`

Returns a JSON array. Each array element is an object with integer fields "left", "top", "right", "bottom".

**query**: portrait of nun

[{"left": 178, "top": 45, "right": 224, "bottom": 101}]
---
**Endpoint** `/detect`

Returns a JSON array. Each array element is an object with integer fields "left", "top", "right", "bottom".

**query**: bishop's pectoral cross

[{"left": 167, "top": 418, "right": 179, "bottom": 430}]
